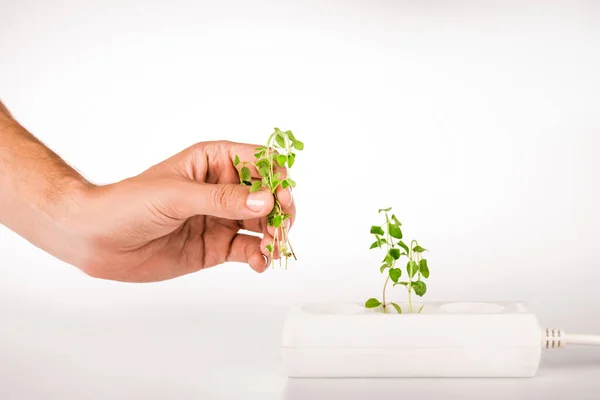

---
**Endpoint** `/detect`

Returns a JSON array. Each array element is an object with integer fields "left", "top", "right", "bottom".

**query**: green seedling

[
  {"left": 234, "top": 127, "right": 303, "bottom": 269},
  {"left": 364, "top": 207, "right": 431, "bottom": 313}
]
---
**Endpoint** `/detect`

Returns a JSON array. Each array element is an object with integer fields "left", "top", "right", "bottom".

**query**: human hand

[{"left": 56, "top": 141, "right": 295, "bottom": 282}]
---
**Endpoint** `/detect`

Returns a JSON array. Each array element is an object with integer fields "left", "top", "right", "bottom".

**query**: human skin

[{"left": 0, "top": 100, "right": 295, "bottom": 282}]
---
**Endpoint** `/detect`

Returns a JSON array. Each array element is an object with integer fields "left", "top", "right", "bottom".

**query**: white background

[{"left": 1, "top": 1, "right": 600, "bottom": 398}]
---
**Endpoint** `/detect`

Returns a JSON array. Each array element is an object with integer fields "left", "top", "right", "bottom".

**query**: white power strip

[{"left": 280, "top": 301, "right": 600, "bottom": 378}]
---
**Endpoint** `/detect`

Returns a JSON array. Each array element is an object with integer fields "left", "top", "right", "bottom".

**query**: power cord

[{"left": 543, "top": 328, "right": 600, "bottom": 348}]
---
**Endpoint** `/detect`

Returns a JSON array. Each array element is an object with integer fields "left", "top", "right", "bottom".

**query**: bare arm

[
  {"left": 0, "top": 100, "right": 293, "bottom": 281},
  {"left": 0, "top": 101, "right": 91, "bottom": 260}
]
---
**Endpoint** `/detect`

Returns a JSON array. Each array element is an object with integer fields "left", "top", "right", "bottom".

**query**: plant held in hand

[
  {"left": 234, "top": 127, "right": 303, "bottom": 269},
  {"left": 364, "top": 207, "right": 431, "bottom": 313}
]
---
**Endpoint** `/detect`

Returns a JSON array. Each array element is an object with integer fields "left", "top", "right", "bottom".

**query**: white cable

[{"left": 542, "top": 328, "right": 600, "bottom": 348}]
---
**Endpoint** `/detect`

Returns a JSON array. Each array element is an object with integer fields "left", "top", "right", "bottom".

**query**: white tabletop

[{"left": 1, "top": 301, "right": 599, "bottom": 400}]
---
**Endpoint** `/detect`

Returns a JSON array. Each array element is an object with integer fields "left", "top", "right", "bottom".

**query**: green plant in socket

[
  {"left": 234, "top": 127, "right": 303, "bottom": 269},
  {"left": 364, "top": 207, "right": 431, "bottom": 313}
]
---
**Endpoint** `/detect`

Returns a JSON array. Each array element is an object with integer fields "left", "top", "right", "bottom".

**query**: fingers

[
  {"left": 227, "top": 233, "right": 270, "bottom": 272},
  {"left": 168, "top": 179, "right": 275, "bottom": 221}
]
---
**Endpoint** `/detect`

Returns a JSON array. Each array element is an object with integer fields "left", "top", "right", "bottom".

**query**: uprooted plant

[
  {"left": 234, "top": 127, "right": 303, "bottom": 269},
  {"left": 364, "top": 207, "right": 430, "bottom": 313}
]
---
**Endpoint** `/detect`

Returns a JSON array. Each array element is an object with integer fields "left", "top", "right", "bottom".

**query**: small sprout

[
  {"left": 234, "top": 128, "right": 303, "bottom": 268},
  {"left": 389, "top": 268, "right": 401, "bottom": 283},
  {"left": 293, "top": 140, "right": 304, "bottom": 150},
  {"left": 250, "top": 181, "right": 262, "bottom": 193},
  {"left": 397, "top": 240, "right": 409, "bottom": 254},
  {"left": 240, "top": 167, "right": 251, "bottom": 184},
  {"left": 390, "top": 302, "right": 403, "bottom": 314},
  {"left": 370, "top": 239, "right": 386, "bottom": 249},
  {"left": 388, "top": 224, "right": 403, "bottom": 239},
  {"left": 407, "top": 260, "right": 419, "bottom": 279},
  {"left": 365, "top": 298, "right": 382, "bottom": 308},
  {"left": 419, "top": 259, "right": 429, "bottom": 278},
  {"left": 411, "top": 281, "right": 427, "bottom": 297},
  {"left": 370, "top": 226, "right": 385, "bottom": 236},
  {"left": 365, "top": 207, "right": 432, "bottom": 313}
]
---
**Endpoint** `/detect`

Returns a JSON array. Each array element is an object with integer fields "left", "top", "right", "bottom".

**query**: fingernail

[
  {"left": 284, "top": 187, "right": 293, "bottom": 207},
  {"left": 246, "top": 192, "right": 266, "bottom": 212},
  {"left": 285, "top": 219, "right": 291, "bottom": 230},
  {"left": 262, "top": 254, "right": 269, "bottom": 270}
]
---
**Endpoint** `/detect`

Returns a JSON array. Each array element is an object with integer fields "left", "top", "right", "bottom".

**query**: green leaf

[
  {"left": 391, "top": 214, "right": 401, "bottom": 226},
  {"left": 293, "top": 140, "right": 304, "bottom": 150},
  {"left": 393, "top": 281, "right": 409, "bottom": 287},
  {"left": 285, "top": 130, "right": 296, "bottom": 141},
  {"left": 234, "top": 155, "right": 240, "bottom": 166},
  {"left": 418, "top": 304, "right": 425, "bottom": 313},
  {"left": 287, "top": 153, "right": 296, "bottom": 168},
  {"left": 389, "top": 248, "right": 401, "bottom": 259},
  {"left": 390, "top": 302, "right": 403, "bottom": 314},
  {"left": 273, "top": 215, "right": 283, "bottom": 228},
  {"left": 275, "top": 133, "right": 286, "bottom": 148},
  {"left": 254, "top": 151, "right": 264, "bottom": 159},
  {"left": 256, "top": 158, "right": 271, "bottom": 169},
  {"left": 370, "top": 226, "right": 385, "bottom": 235},
  {"left": 413, "top": 245, "right": 427, "bottom": 253},
  {"left": 266, "top": 244, "right": 273, "bottom": 253},
  {"left": 276, "top": 154, "right": 287, "bottom": 167},
  {"left": 281, "top": 180, "right": 290, "bottom": 189},
  {"left": 364, "top": 298, "right": 381, "bottom": 308},
  {"left": 397, "top": 241, "right": 409, "bottom": 253},
  {"left": 271, "top": 180, "right": 282, "bottom": 191},
  {"left": 419, "top": 259, "right": 430, "bottom": 278},
  {"left": 378, "top": 207, "right": 392, "bottom": 213},
  {"left": 389, "top": 268, "right": 401, "bottom": 283},
  {"left": 380, "top": 265, "right": 389, "bottom": 273},
  {"left": 388, "top": 224, "right": 403, "bottom": 239},
  {"left": 250, "top": 181, "right": 263, "bottom": 193},
  {"left": 407, "top": 260, "right": 419, "bottom": 278},
  {"left": 286, "top": 178, "right": 296, "bottom": 188},
  {"left": 383, "top": 254, "right": 394, "bottom": 266},
  {"left": 258, "top": 167, "right": 270, "bottom": 178},
  {"left": 412, "top": 281, "right": 427, "bottom": 297},
  {"left": 240, "top": 167, "right": 251, "bottom": 183},
  {"left": 370, "top": 239, "right": 386, "bottom": 249}
]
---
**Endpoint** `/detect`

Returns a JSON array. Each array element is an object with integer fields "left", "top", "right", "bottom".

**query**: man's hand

[{"left": 0, "top": 100, "right": 295, "bottom": 282}]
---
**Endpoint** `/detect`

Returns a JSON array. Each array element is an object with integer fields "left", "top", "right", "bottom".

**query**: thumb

[{"left": 169, "top": 179, "right": 275, "bottom": 220}]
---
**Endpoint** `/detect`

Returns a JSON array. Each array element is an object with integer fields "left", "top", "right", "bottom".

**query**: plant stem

[{"left": 382, "top": 275, "right": 390, "bottom": 312}]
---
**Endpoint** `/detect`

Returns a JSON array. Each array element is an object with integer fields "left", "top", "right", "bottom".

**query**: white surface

[
  {"left": 281, "top": 302, "right": 541, "bottom": 377},
  {"left": 1, "top": 300, "right": 600, "bottom": 399}
]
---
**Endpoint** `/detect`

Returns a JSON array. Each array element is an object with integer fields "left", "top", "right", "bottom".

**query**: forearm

[{"left": 0, "top": 101, "right": 91, "bottom": 257}]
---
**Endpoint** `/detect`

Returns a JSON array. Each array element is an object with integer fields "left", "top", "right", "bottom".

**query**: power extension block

[{"left": 280, "top": 301, "right": 598, "bottom": 378}]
